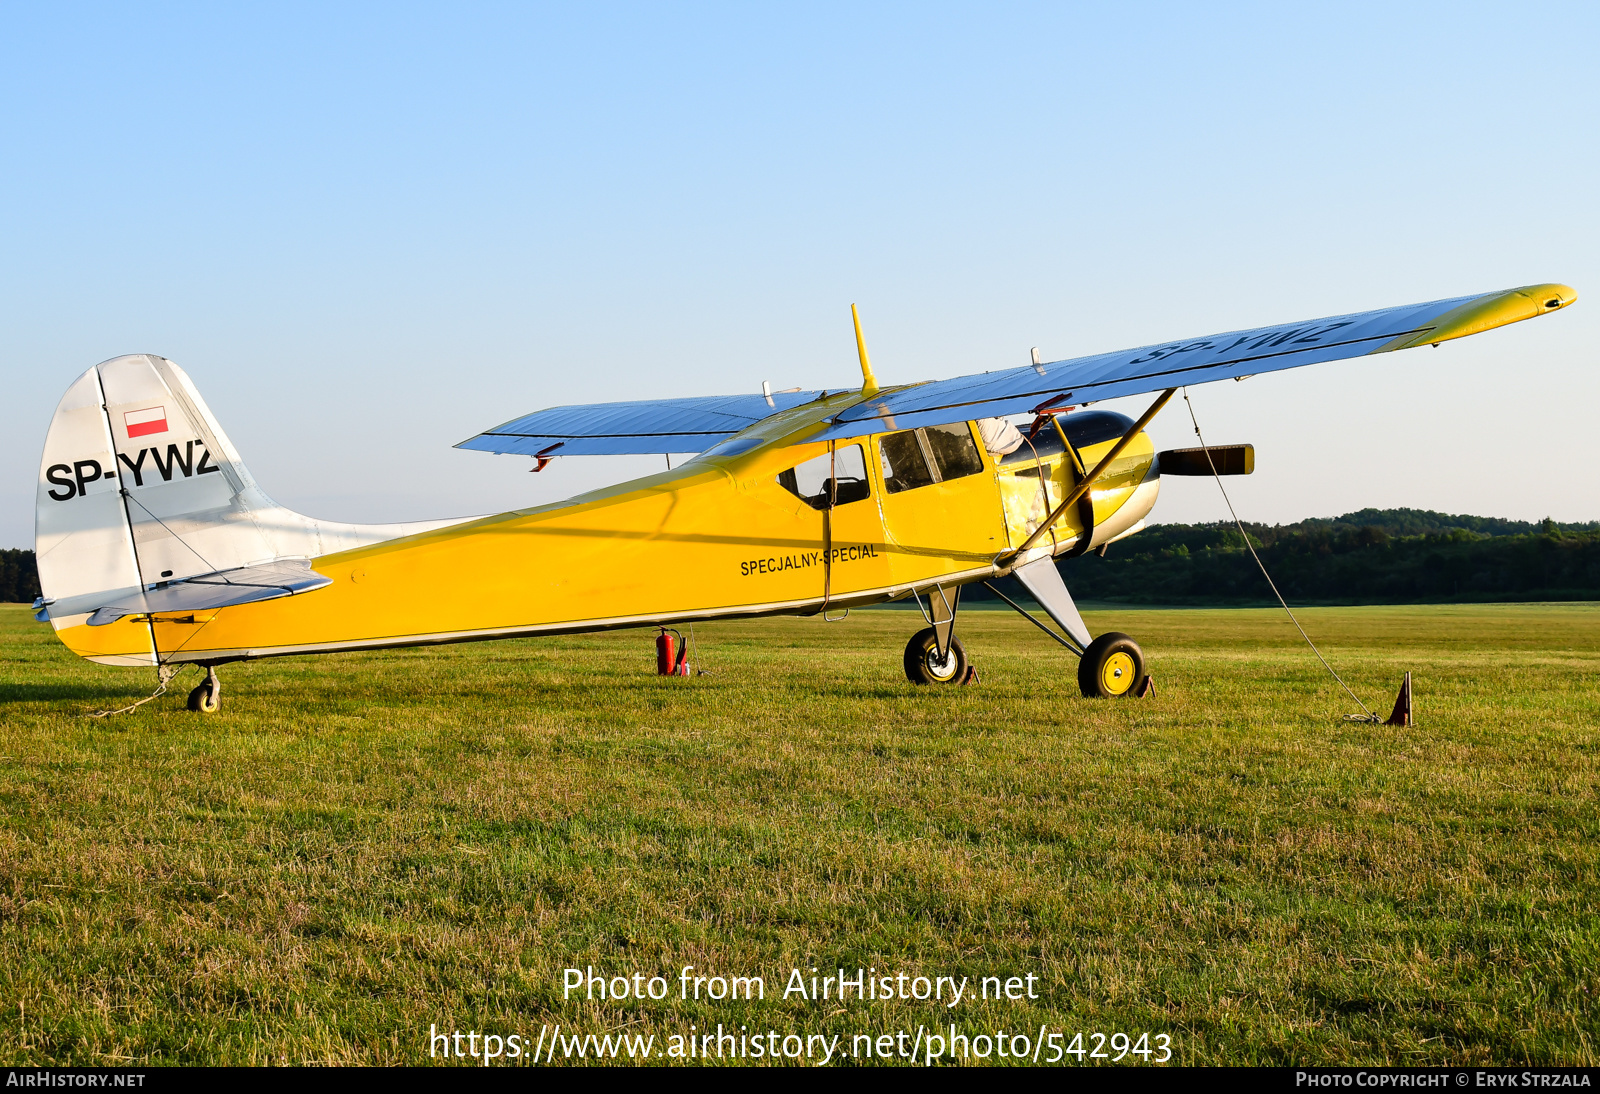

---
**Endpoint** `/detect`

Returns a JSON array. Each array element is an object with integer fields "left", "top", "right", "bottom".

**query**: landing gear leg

[
  {"left": 904, "top": 585, "right": 975, "bottom": 684},
  {"left": 187, "top": 665, "right": 221, "bottom": 713}
]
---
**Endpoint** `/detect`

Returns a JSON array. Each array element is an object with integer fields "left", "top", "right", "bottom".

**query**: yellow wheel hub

[{"left": 1100, "top": 651, "right": 1136, "bottom": 695}]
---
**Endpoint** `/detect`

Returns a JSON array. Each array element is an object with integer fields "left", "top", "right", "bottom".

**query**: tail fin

[{"left": 35, "top": 354, "right": 468, "bottom": 663}]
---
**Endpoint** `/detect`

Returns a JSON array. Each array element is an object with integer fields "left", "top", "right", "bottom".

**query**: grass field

[{"left": 0, "top": 602, "right": 1595, "bottom": 1066}]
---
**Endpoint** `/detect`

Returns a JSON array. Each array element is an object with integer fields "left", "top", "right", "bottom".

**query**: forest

[
  {"left": 1034, "top": 508, "right": 1600, "bottom": 606},
  {"left": 0, "top": 549, "right": 39, "bottom": 605}
]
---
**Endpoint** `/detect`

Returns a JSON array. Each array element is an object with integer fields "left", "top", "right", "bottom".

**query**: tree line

[
  {"left": 1030, "top": 508, "right": 1600, "bottom": 606},
  {"left": 0, "top": 550, "right": 41, "bottom": 604}
]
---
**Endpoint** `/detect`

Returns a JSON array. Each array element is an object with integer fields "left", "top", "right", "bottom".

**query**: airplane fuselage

[{"left": 56, "top": 391, "right": 1158, "bottom": 666}]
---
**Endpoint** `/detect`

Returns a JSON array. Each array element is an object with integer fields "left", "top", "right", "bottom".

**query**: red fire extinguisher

[{"left": 656, "top": 629, "right": 690, "bottom": 676}]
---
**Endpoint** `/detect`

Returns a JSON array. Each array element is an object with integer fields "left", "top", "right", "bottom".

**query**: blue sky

[{"left": 4, "top": 2, "right": 1596, "bottom": 548}]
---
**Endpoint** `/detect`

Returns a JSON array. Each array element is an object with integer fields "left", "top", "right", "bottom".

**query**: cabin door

[{"left": 873, "top": 422, "right": 1006, "bottom": 585}]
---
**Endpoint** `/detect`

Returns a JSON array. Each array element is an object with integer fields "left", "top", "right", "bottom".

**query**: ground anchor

[{"left": 1384, "top": 671, "right": 1413, "bottom": 727}]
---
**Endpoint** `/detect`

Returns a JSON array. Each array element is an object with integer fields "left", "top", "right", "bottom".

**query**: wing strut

[{"left": 1004, "top": 387, "right": 1176, "bottom": 565}]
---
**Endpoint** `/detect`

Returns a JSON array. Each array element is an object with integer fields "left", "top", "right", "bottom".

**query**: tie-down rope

[
  {"left": 1182, "top": 388, "right": 1379, "bottom": 723},
  {"left": 88, "top": 663, "right": 186, "bottom": 719}
]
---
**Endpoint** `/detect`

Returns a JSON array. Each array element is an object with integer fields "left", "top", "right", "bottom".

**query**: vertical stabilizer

[{"left": 95, "top": 354, "right": 287, "bottom": 588}]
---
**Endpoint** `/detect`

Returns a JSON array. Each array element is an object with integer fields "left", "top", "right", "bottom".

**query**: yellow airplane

[{"left": 33, "top": 284, "right": 1575, "bottom": 712}]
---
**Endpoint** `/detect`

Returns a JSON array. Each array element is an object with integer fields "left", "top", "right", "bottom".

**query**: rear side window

[{"left": 777, "top": 444, "right": 870, "bottom": 509}]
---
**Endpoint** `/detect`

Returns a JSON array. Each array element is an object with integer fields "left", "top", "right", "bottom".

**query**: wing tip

[{"left": 1378, "top": 282, "right": 1576, "bottom": 352}]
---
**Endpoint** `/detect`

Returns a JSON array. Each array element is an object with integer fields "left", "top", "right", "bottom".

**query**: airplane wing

[
  {"left": 457, "top": 283, "right": 1572, "bottom": 457},
  {"left": 456, "top": 390, "right": 824, "bottom": 456},
  {"left": 815, "top": 282, "right": 1574, "bottom": 440}
]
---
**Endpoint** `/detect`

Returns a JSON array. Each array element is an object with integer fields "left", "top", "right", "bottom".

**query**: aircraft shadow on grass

[{"left": 0, "top": 681, "right": 164, "bottom": 704}]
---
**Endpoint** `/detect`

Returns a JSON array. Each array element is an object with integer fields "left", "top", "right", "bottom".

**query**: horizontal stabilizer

[
  {"left": 457, "top": 390, "right": 824, "bottom": 457},
  {"left": 85, "top": 560, "right": 331, "bottom": 627},
  {"left": 1158, "top": 444, "right": 1255, "bottom": 476}
]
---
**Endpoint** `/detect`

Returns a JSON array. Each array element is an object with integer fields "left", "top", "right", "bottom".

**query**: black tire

[
  {"left": 1077, "top": 632, "right": 1146, "bottom": 698},
  {"left": 903, "top": 628, "right": 969, "bottom": 685},
  {"left": 186, "top": 681, "right": 220, "bottom": 713}
]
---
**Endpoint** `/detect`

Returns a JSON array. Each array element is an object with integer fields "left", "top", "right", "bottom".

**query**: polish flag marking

[{"left": 124, "top": 406, "right": 168, "bottom": 438}]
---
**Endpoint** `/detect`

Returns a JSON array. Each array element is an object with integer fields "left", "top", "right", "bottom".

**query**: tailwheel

[
  {"left": 186, "top": 667, "right": 221, "bottom": 713},
  {"left": 1077, "top": 632, "right": 1146, "bottom": 699},
  {"left": 903, "top": 627, "right": 969, "bottom": 685}
]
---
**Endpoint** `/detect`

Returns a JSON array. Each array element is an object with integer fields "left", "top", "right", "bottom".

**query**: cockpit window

[
  {"left": 880, "top": 424, "right": 986, "bottom": 493},
  {"left": 923, "top": 423, "right": 984, "bottom": 481},
  {"left": 777, "top": 444, "right": 870, "bottom": 509}
]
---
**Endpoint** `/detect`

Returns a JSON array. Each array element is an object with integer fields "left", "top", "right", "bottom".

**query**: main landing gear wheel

[
  {"left": 1077, "top": 632, "right": 1146, "bottom": 699},
  {"left": 904, "top": 627, "right": 969, "bottom": 685},
  {"left": 186, "top": 667, "right": 221, "bottom": 713}
]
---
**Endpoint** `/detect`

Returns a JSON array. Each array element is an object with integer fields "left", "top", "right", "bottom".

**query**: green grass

[{"left": 0, "top": 602, "right": 1596, "bottom": 1066}]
